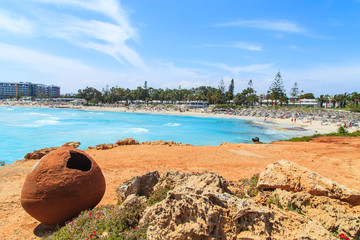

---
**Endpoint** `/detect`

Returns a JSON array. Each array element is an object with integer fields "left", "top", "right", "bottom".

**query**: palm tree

[
  {"left": 350, "top": 92, "right": 359, "bottom": 107},
  {"left": 318, "top": 95, "right": 327, "bottom": 108}
]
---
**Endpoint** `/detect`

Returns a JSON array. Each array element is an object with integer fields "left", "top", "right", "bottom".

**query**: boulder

[
  {"left": 116, "top": 171, "right": 160, "bottom": 204},
  {"left": 138, "top": 171, "right": 336, "bottom": 240},
  {"left": 140, "top": 140, "right": 192, "bottom": 146},
  {"left": 24, "top": 147, "right": 59, "bottom": 160},
  {"left": 21, "top": 146, "right": 106, "bottom": 225},
  {"left": 255, "top": 189, "right": 360, "bottom": 239},
  {"left": 257, "top": 160, "right": 360, "bottom": 206},
  {"left": 88, "top": 143, "right": 118, "bottom": 150},
  {"left": 120, "top": 194, "right": 147, "bottom": 209},
  {"left": 62, "top": 141, "right": 81, "bottom": 148},
  {"left": 116, "top": 138, "right": 139, "bottom": 146}
]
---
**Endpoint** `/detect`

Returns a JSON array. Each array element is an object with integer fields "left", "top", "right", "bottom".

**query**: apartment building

[{"left": 0, "top": 82, "right": 60, "bottom": 99}]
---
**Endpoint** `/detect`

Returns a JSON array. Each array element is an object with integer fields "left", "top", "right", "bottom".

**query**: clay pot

[{"left": 21, "top": 146, "right": 106, "bottom": 225}]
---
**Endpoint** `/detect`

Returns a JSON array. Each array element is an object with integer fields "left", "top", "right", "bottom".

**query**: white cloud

[
  {"left": 285, "top": 63, "right": 360, "bottom": 96},
  {"left": 32, "top": 0, "right": 146, "bottom": 69},
  {"left": 193, "top": 61, "right": 273, "bottom": 76},
  {"left": 204, "top": 42, "right": 262, "bottom": 51},
  {"left": 0, "top": 8, "right": 34, "bottom": 34},
  {"left": 0, "top": 42, "right": 218, "bottom": 93},
  {"left": 232, "top": 42, "right": 263, "bottom": 51},
  {"left": 0, "top": 42, "right": 125, "bottom": 93},
  {"left": 216, "top": 19, "right": 305, "bottom": 34}
]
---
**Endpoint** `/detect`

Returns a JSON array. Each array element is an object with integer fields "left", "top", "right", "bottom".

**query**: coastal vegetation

[
  {"left": 285, "top": 128, "right": 360, "bottom": 142},
  {"left": 58, "top": 71, "right": 360, "bottom": 109},
  {"left": 48, "top": 204, "right": 147, "bottom": 240}
]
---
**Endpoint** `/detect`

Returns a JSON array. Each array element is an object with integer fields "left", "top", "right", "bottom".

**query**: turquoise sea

[{"left": 0, "top": 106, "right": 311, "bottom": 164}]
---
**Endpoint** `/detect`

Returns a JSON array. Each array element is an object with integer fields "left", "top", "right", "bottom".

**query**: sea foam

[
  {"left": 164, "top": 122, "right": 181, "bottom": 127},
  {"left": 125, "top": 128, "right": 149, "bottom": 133}
]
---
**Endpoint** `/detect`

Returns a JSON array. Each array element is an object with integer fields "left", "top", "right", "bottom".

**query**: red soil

[{"left": 1, "top": 136, "right": 359, "bottom": 239}]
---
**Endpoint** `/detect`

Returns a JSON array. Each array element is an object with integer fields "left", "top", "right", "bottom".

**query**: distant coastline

[{"left": 1, "top": 100, "right": 360, "bottom": 135}]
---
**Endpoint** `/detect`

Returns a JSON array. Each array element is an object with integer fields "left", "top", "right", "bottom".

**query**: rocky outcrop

[
  {"left": 116, "top": 167, "right": 358, "bottom": 239},
  {"left": 88, "top": 143, "right": 118, "bottom": 150},
  {"left": 255, "top": 189, "right": 360, "bottom": 239},
  {"left": 87, "top": 139, "right": 191, "bottom": 150},
  {"left": 62, "top": 141, "right": 80, "bottom": 148},
  {"left": 116, "top": 138, "right": 139, "bottom": 145},
  {"left": 24, "top": 147, "right": 59, "bottom": 160},
  {"left": 116, "top": 171, "right": 160, "bottom": 204},
  {"left": 257, "top": 160, "right": 360, "bottom": 206},
  {"left": 140, "top": 140, "right": 192, "bottom": 146}
]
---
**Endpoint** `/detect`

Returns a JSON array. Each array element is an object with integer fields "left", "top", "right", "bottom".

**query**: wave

[
  {"left": 163, "top": 122, "right": 181, "bottom": 127},
  {"left": 5, "top": 108, "right": 14, "bottom": 111},
  {"left": 25, "top": 112, "right": 52, "bottom": 117},
  {"left": 124, "top": 128, "right": 149, "bottom": 133},
  {"left": 23, "top": 119, "right": 62, "bottom": 127}
]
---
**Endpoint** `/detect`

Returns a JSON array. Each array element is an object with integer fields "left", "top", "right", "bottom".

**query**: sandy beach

[
  {"left": 2, "top": 101, "right": 359, "bottom": 135},
  {"left": 56, "top": 105, "right": 360, "bottom": 134}
]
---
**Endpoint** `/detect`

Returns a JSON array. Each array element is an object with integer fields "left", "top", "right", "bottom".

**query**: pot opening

[{"left": 66, "top": 152, "right": 92, "bottom": 171}]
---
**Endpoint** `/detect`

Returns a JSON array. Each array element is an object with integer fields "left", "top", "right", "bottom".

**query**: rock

[
  {"left": 120, "top": 194, "right": 147, "bottom": 209},
  {"left": 257, "top": 160, "right": 360, "bottom": 206},
  {"left": 62, "top": 141, "right": 81, "bottom": 148},
  {"left": 90, "top": 143, "right": 118, "bottom": 150},
  {"left": 24, "top": 147, "right": 59, "bottom": 160},
  {"left": 21, "top": 146, "right": 106, "bottom": 225},
  {"left": 116, "top": 171, "right": 160, "bottom": 204},
  {"left": 140, "top": 140, "right": 192, "bottom": 146},
  {"left": 139, "top": 171, "right": 336, "bottom": 240},
  {"left": 255, "top": 189, "right": 360, "bottom": 239},
  {"left": 116, "top": 138, "right": 139, "bottom": 145}
]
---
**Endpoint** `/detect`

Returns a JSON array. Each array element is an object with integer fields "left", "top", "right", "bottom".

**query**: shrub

[
  {"left": 0, "top": 161, "right": 5, "bottom": 166},
  {"left": 285, "top": 136, "right": 313, "bottom": 142},
  {"left": 286, "top": 203, "right": 304, "bottom": 215},
  {"left": 240, "top": 173, "right": 260, "bottom": 197},
  {"left": 267, "top": 196, "right": 283, "bottom": 209},
  {"left": 337, "top": 126, "right": 348, "bottom": 134},
  {"left": 47, "top": 204, "right": 147, "bottom": 240},
  {"left": 350, "top": 106, "right": 360, "bottom": 112},
  {"left": 147, "top": 186, "right": 172, "bottom": 206}
]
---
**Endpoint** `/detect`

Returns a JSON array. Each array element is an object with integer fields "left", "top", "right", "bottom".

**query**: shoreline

[{"left": 2, "top": 102, "right": 359, "bottom": 135}]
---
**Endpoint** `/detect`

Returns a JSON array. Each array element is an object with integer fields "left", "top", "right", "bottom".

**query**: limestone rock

[
  {"left": 116, "top": 138, "right": 139, "bottom": 146},
  {"left": 62, "top": 141, "right": 81, "bottom": 148},
  {"left": 24, "top": 147, "right": 59, "bottom": 160},
  {"left": 256, "top": 189, "right": 360, "bottom": 239},
  {"left": 257, "top": 160, "right": 360, "bottom": 206},
  {"left": 139, "top": 171, "right": 336, "bottom": 240},
  {"left": 120, "top": 194, "right": 147, "bottom": 209},
  {"left": 116, "top": 170, "right": 160, "bottom": 204},
  {"left": 88, "top": 143, "right": 118, "bottom": 150},
  {"left": 140, "top": 140, "right": 192, "bottom": 146},
  {"left": 114, "top": 165, "right": 358, "bottom": 239}
]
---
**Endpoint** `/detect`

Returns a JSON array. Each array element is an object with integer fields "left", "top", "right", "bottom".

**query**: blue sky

[{"left": 0, "top": 0, "right": 359, "bottom": 96}]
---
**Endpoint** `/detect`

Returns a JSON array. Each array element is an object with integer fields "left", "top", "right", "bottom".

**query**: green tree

[
  {"left": 77, "top": 87, "right": 102, "bottom": 104},
  {"left": 300, "top": 93, "right": 315, "bottom": 99},
  {"left": 227, "top": 78, "right": 235, "bottom": 101},
  {"left": 269, "top": 70, "right": 287, "bottom": 106},
  {"left": 290, "top": 82, "right": 299, "bottom": 104},
  {"left": 217, "top": 79, "right": 226, "bottom": 104}
]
